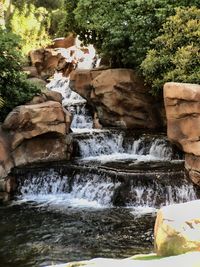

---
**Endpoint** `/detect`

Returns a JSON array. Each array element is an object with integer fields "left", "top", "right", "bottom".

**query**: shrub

[
  {"left": 0, "top": 28, "right": 41, "bottom": 121},
  {"left": 141, "top": 7, "right": 200, "bottom": 95},
  {"left": 9, "top": 3, "right": 51, "bottom": 55},
  {"left": 59, "top": 0, "right": 199, "bottom": 69}
]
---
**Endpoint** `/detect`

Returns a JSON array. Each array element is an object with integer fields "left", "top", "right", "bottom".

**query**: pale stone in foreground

[
  {"left": 46, "top": 251, "right": 200, "bottom": 267},
  {"left": 154, "top": 200, "right": 200, "bottom": 256}
]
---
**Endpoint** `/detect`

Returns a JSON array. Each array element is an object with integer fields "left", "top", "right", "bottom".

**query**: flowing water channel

[{"left": 0, "top": 74, "right": 199, "bottom": 267}]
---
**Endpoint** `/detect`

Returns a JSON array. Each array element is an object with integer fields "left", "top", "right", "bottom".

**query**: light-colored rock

[
  {"left": 154, "top": 200, "right": 200, "bottom": 256},
  {"left": 50, "top": 35, "right": 76, "bottom": 49},
  {"left": 12, "top": 134, "right": 72, "bottom": 166},
  {"left": 29, "top": 48, "right": 68, "bottom": 79},
  {"left": 46, "top": 252, "right": 200, "bottom": 267},
  {"left": 185, "top": 154, "right": 200, "bottom": 186},
  {"left": 28, "top": 90, "right": 63, "bottom": 105},
  {"left": 70, "top": 69, "right": 161, "bottom": 129},
  {"left": 164, "top": 82, "right": 200, "bottom": 154},
  {"left": 2, "top": 101, "right": 69, "bottom": 149},
  {"left": 0, "top": 96, "right": 73, "bottom": 184},
  {"left": 0, "top": 127, "right": 14, "bottom": 179},
  {"left": 164, "top": 82, "right": 200, "bottom": 185}
]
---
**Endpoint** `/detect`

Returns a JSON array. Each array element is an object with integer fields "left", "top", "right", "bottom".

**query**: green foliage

[
  {"left": 9, "top": 3, "right": 51, "bottom": 55},
  {"left": 141, "top": 7, "right": 200, "bottom": 95},
  {"left": 57, "top": 0, "right": 80, "bottom": 37},
  {"left": 0, "top": 97, "right": 5, "bottom": 110},
  {"left": 59, "top": 0, "right": 199, "bottom": 68},
  {"left": 0, "top": 28, "right": 41, "bottom": 122},
  {"left": 12, "top": 0, "right": 64, "bottom": 11}
]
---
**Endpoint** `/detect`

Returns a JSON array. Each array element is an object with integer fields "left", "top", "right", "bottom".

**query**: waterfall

[
  {"left": 17, "top": 169, "right": 198, "bottom": 209},
  {"left": 47, "top": 73, "right": 93, "bottom": 130},
  {"left": 17, "top": 170, "right": 120, "bottom": 208},
  {"left": 74, "top": 132, "right": 179, "bottom": 162},
  {"left": 15, "top": 74, "right": 198, "bottom": 211}
]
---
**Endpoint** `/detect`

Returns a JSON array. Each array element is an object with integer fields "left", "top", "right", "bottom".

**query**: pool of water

[{"left": 0, "top": 202, "right": 155, "bottom": 267}]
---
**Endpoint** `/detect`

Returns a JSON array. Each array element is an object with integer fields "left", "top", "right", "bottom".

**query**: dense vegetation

[
  {"left": 58, "top": 0, "right": 199, "bottom": 95},
  {"left": 0, "top": 29, "right": 40, "bottom": 121},
  {"left": 141, "top": 7, "right": 200, "bottom": 95},
  {"left": 0, "top": 0, "right": 199, "bottom": 121}
]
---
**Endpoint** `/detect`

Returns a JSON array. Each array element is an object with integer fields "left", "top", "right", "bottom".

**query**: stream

[{"left": 0, "top": 74, "right": 199, "bottom": 267}]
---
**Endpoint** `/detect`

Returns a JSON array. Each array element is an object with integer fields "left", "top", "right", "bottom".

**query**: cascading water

[
  {"left": 18, "top": 169, "right": 120, "bottom": 208},
  {"left": 22, "top": 73, "right": 197, "bottom": 210},
  {"left": 74, "top": 132, "right": 177, "bottom": 162},
  {"left": 47, "top": 73, "right": 93, "bottom": 130},
  {"left": 4, "top": 73, "right": 199, "bottom": 267},
  {"left": 16, "top": 167, "right": 198, "bottom": 210}
]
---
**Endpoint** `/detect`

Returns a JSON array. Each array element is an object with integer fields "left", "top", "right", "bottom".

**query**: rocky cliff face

[
  {"left": 164, "top": 82, "right": 200, "bottom": 186},
  {"left": 70, "top": 68, "right": 163, "bottom": 129},
  {"left": 0, "top": 91, "right": 72, "bottom": 199}
]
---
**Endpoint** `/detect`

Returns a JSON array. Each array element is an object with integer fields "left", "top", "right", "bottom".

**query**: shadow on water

[{"left": 0, "top": 202, "right": 155, "bottom": 267}]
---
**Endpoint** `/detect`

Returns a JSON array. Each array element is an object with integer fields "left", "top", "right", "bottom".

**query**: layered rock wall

[
  {"left": 70, "top": 69, "right": 163, "bottom": 129},
  {"left": 164, "top": 82, "right": 200, "bottom": 185},
  {"left": 0, "top": 92, "right": 72, "bottom": 200}
]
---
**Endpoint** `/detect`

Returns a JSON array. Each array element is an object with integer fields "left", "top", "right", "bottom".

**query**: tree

[
  {"left": 0, "top": 28, "right": 40, "bottom": 121},
  {"left": 9, "top": 3, "right": 51, "bottom": 55},
  {"left": 141, "top": 7, "right": 200, "bottom": 95},
  {"left": 59, "top": 0, "right": 200, "bottom": 69}
]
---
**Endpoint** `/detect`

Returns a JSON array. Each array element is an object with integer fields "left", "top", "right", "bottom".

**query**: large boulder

[
  {"left": 0, "top": 127, "right": 13, "bottom": 179},
  {"left": 12, "top": 133, "right": 72, "bottom": 166},
  {"left": 154, "top": 200, "right": 200, "bottom": 256},
  {"left": 46, "top": 252, "right": 200, "bottom": 267},
  {"left": 2, "top": 101, "right": 71, "bottom": 150},
  {"left": 164, "top": 82, "right": 200, "bottom": 185},
  {"left": 29, "top": 48, "right": 68, "bottom": 79},
  {"left": 70, "top": 69, "right": 162, "bottom": 129},
  {"left": 49, "top": 35, "right": 76, "bottom": 49},
  {"left": 0, "top": 94, "right": 72, "bottom": 185}
]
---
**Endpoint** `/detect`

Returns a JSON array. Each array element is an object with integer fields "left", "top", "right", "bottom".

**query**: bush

[
  {"left": 9, "top": 3, "right": 51, "bottom": 55},
  {"left": 0, "top": 28, "right": 41, "bottom": 122},
  {"left": 59, "top": 0, "right": 199, "bottom": 69},
  {"left": 141, "top": 7, "right": 200, "bottom": 95}
]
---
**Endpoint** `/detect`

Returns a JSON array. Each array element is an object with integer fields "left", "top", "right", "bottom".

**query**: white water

[
  {"left": 26, "top": 74, "right": 194, "bottom": 212},
  {"left": 17, "top": 169, "right": 198, "bottom": 211},
  {"left": 130, "top": 184, "right": 197, "bottom": 208},
  {"left": 47, "top": 73, "right": 93, "bottom": 130},
  {"left": 76, "top": 133, "right": 176, "bottom": 162},
  {"left": 17, "top": 170, "right": 120, "bottom": 209}
]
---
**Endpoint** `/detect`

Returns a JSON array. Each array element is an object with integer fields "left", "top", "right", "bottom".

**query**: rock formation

[
  {"left": 154, "top": 200, "right": 200, "bottom": 256},
  {"left": 70, "top": 68, "right": 162, "bottom": 129},
  {"left": 28, "top": 48, "right": 72, "bottom": 79},
  {"left": 27, "top": 38, "right": 96, "bottom": 80},
  {"left": 49, "top": 34, "right": 76, "bottom": 49},
  {"left": 0, "top": 91, "right": 72, "bottom": 200},
  {"left": 164, "top": 82, "right": 200, "bottom": 185}
]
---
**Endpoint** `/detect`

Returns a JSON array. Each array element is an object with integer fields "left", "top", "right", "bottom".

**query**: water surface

[{"left": 0, "top": 202, "right": 155, "bottom": 267}]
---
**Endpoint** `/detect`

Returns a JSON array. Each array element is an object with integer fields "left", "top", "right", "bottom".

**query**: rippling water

[{"left": 0, "top": 203, "right": 155, "bottom": 267}]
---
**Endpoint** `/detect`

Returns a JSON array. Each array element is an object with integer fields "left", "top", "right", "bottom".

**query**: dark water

[{"left": 0, "top": 202, "right": 155, "bottom": 267}]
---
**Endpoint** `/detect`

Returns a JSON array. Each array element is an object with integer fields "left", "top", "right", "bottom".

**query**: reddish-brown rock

[
  {"left": 164, "top": 82, "right": 200, "bottom": 186},
  {"left": 29, "top": 48, "right": 68, "bottom": 79},
  {"left": 70, "top": 69, "right": 161, "bottom": 129},
  {"left": 0, "top": 94, "right": 73, "bottom": 198},
  {"left": 2, "top": 101, "right": 70, "bottom": 149},
  {"left": 12, "top": 133, "right": 72, "bottom": 167},
  {"left": 0, "top": 127, "right": 14, "bottom": 178},
  {"left": 50, "top": 35, "right": 76, "bottom": 49},
  {"left": 28, "top": 90, "right": 62, "bottom": 105}
]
